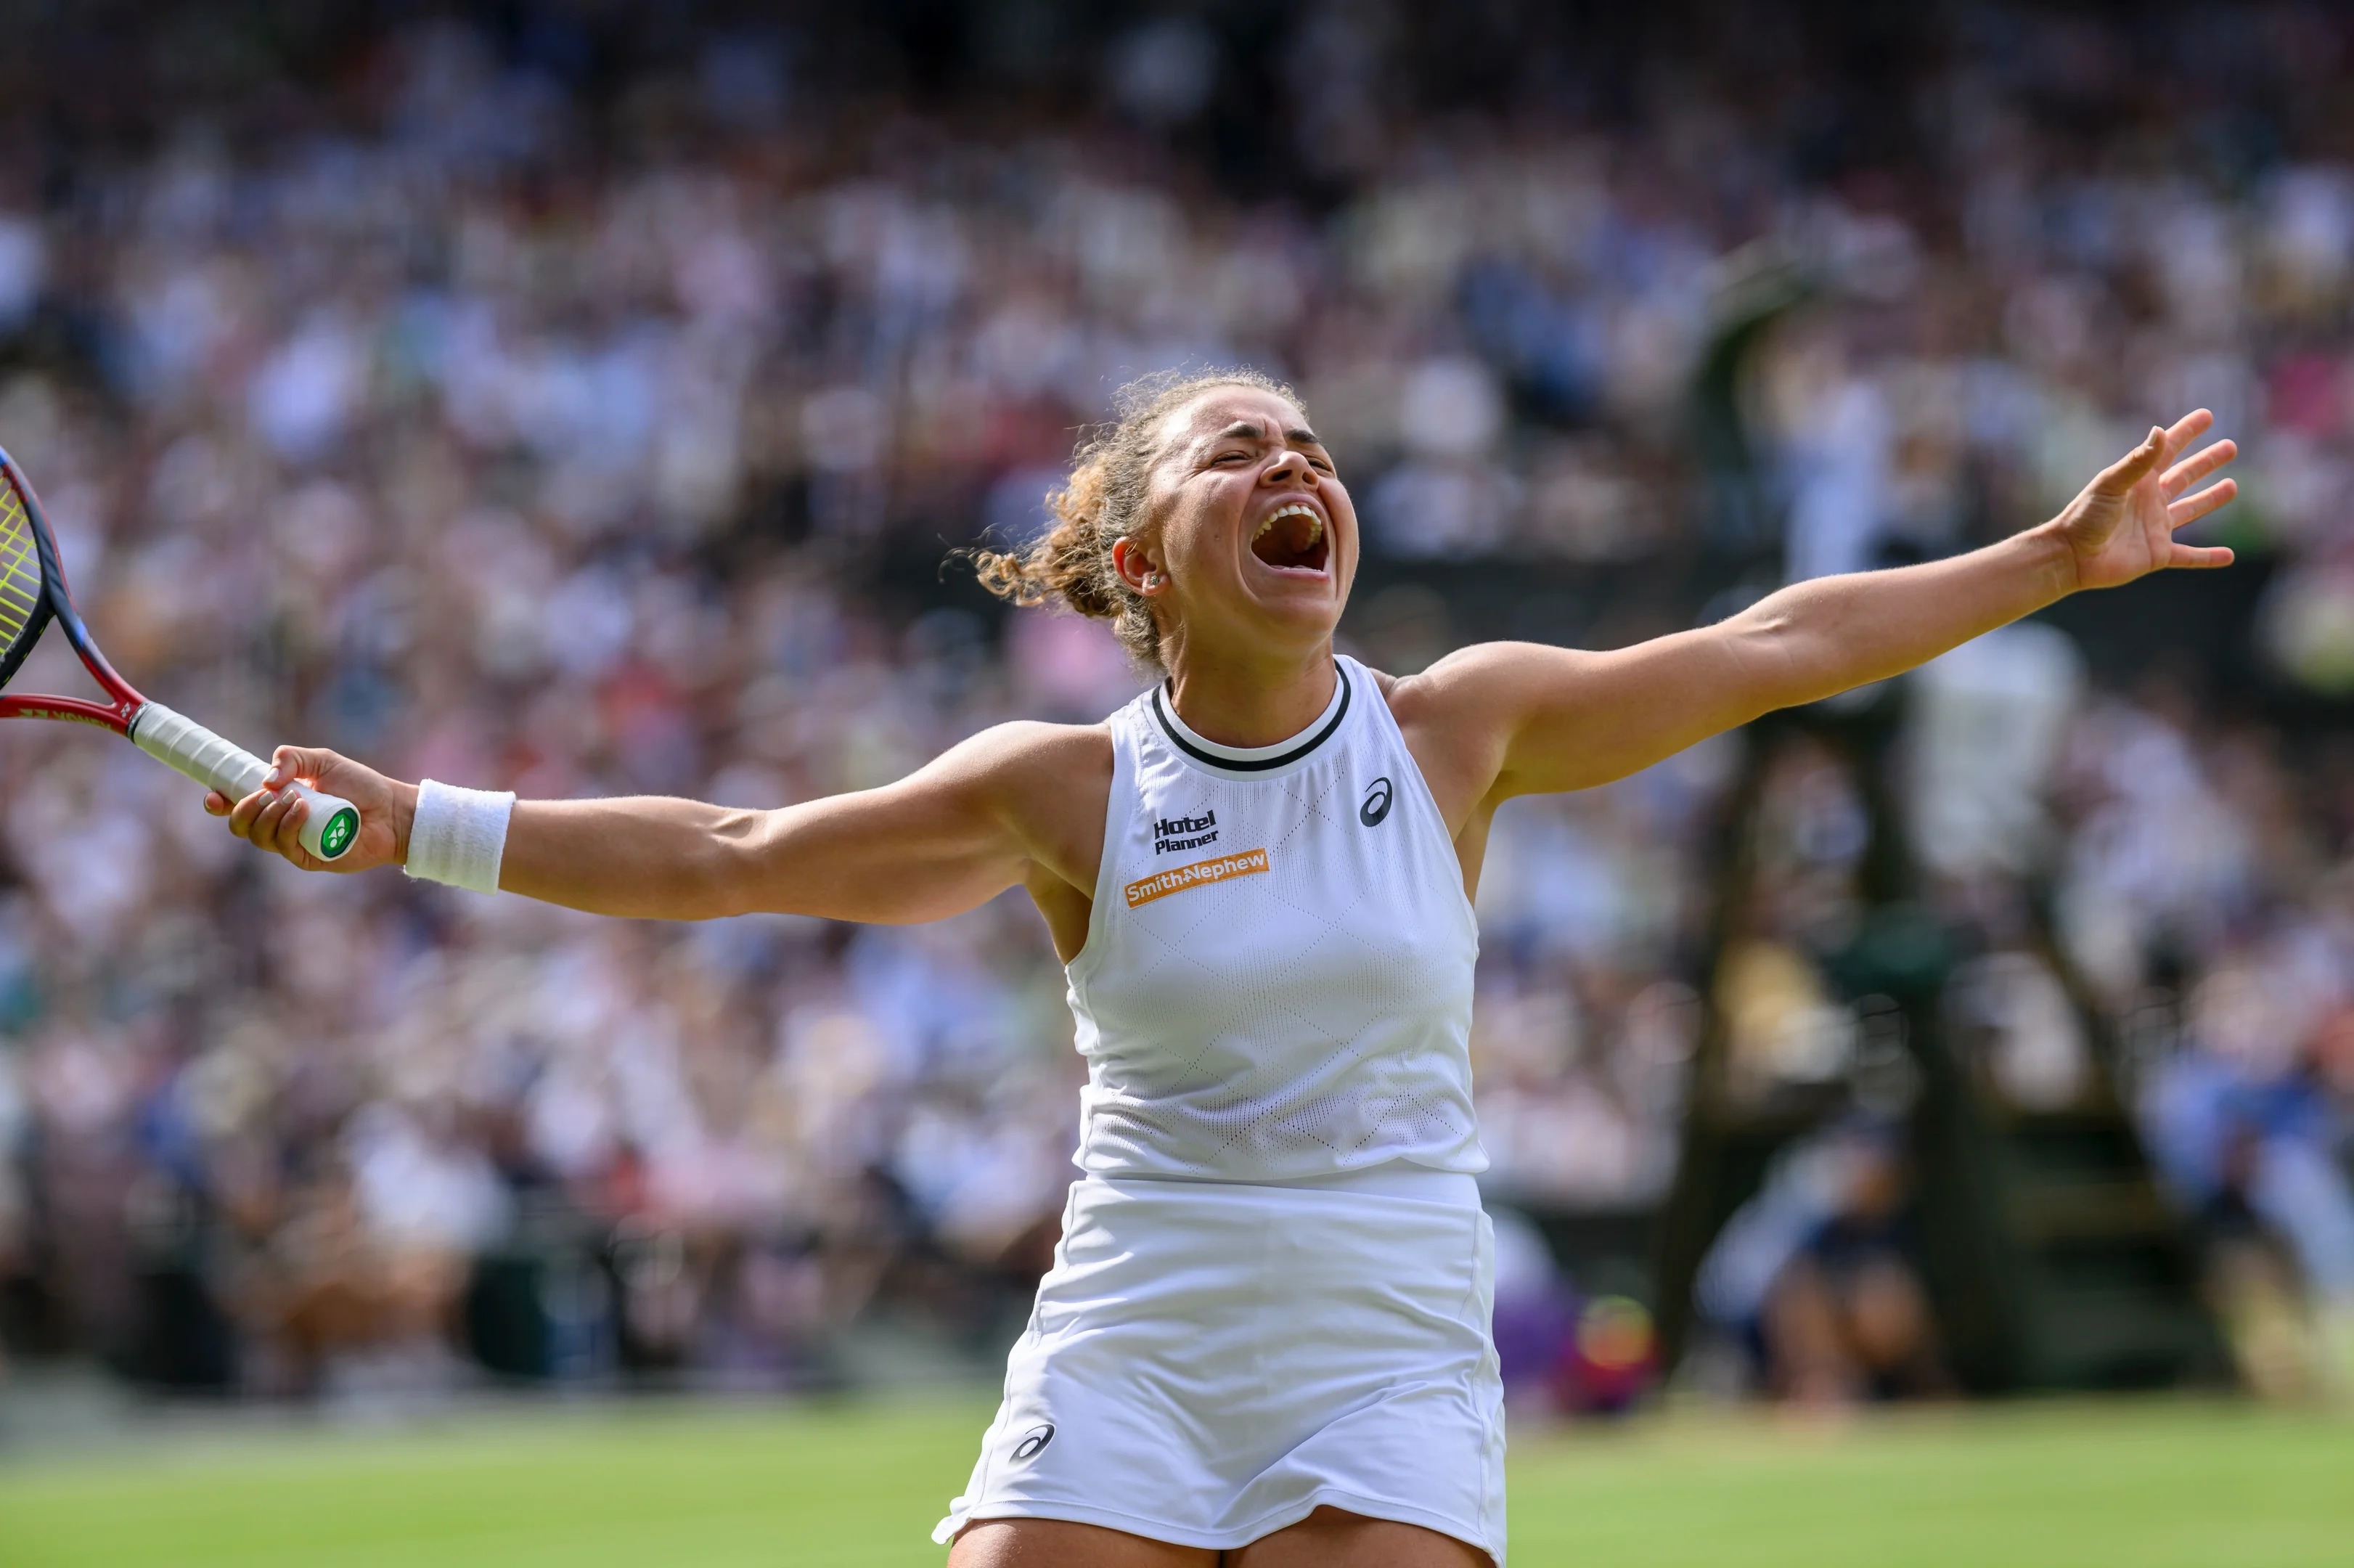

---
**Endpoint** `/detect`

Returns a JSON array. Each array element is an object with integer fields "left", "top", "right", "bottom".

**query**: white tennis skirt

[{"left": 934, "top": 1167, "right": 1506, "bottom": 1562}]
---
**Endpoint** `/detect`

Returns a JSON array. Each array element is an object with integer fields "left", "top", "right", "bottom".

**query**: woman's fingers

[
  {"left": 261, "top": 793, "right": 310, "bottom": 856},
  {"left": 227, "top": 785, "right": 309, "bottom": 857},
  {"left": 2093, "top": 425, "right": 2169, "bottom": 496},
  {"left": 226, "top": 788, "right": 272, "bottom": 841},
  {"left": 2168, "top": 540, "right": 2236, "bottom": 570},
  {"left": 2095, "top": 413, "right": 2220, "bottom": 499},
  {"left": 247, "top": 790, "right": 294, "bottom": 851},
  {"left": 2159, "top": 407, "right": 2214, "bottom": 461},
  {"left": 203, "top": 791, "right": 232, "bottom": 817},
  {"left": 2162, "top": 438, "right": 2236, "bottom": 498},
  {"left": 266, "top": 744, "right": 343, "bottom": 791},
  {"left": 2169, "top": 477, "right": 2239, "bottom": 528}
]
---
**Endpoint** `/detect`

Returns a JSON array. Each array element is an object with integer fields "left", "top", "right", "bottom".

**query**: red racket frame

[{"left": 0, "top": 446, "right": 147, "bottom": 736}]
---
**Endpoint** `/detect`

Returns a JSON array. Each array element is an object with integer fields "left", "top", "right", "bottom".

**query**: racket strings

[{"left": 0, "top": 480, "right": 42, "bottom": 657}]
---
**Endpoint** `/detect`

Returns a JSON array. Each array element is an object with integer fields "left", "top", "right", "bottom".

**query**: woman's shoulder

[
  {"left": 1378, "top": 640, "right": 1595, "bottom": 724},
  {"left": 1363, "top": 644, "right": 1580, "bottom": 825},
  {"left": 956, "top": 719, "right": 1116, "bottom": 894},
  {"left": 1352, "top": 657, "right": 1402, "bottom": 705},
  {"left": 958, "top": 716, "right": 1116, "bottom": 782},
  {"left": 960, "top": 719, "right": 1116, "bottom": 828},
  {"left": 1363, "top": 645, "right": 1506, "bottom": 730}
]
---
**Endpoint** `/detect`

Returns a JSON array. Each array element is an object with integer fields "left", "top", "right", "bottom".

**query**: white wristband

[{"left": 403, "top": 780, "right": 515, "bottom": 894}]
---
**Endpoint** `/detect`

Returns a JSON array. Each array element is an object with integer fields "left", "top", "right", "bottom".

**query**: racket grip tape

[{"left": 128, "top": 702, "right": 363, "bottom": 862}]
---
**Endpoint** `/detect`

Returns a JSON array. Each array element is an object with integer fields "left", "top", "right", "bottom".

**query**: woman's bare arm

[
  {"left": 212, "top": 720, "right": 1111, "bottom": 924},
  {"left": 1399, "top": 409, "right": 2238, "bottom": 812}
]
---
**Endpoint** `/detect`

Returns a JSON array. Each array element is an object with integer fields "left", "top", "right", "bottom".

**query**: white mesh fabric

[{"left": 1067, "top": 658, "right": 1486, "bottom": 1183}]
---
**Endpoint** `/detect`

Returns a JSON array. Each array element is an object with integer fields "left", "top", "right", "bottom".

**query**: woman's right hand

[{"left": 206, "top": 746, "right": 416, "bottom": 873}]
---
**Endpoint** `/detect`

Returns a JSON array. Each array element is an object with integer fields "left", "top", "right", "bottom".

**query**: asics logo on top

[
  {"left": 1153, "top": 807, "right": 1218, "bottom": 854},
  {"left": 1360, "top": 777, "right": 1394, "bottom": 827},
  {"left": 1013, "top": 1423, "right": 1055, "bottom": 1461}
]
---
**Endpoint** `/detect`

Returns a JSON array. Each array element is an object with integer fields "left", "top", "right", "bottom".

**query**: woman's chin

[{"left": 1239, "top": 593, "right": 1344, "bottom": 652}]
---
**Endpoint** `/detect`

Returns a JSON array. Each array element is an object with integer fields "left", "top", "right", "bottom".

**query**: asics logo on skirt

[
  {"left": 1360, "top": 776, "right": 1393, "bottom": 826},
  {"left": 1124, "top": 848, "right": 1270, "bottom": 907},
  {"left": 1013, "top": 1424, "right": 1055, "bottom": 1461}
]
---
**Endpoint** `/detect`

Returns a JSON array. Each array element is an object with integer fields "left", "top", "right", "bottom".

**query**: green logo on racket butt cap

[{"left": 301, "top": 796, "right": 362, "bottom": 861}]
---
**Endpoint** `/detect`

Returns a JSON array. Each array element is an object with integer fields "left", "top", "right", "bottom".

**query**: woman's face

[{"left": 1119, "top": 385, "right": 1359, "bottom": 669}]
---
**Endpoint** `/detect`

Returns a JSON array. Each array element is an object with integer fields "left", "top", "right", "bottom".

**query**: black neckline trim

[{"left": 1151, "top": 667, "right": 1352, "bottom": 774}]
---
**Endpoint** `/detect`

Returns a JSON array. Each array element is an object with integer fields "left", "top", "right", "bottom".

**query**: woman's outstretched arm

[
  {"left": 208, "top": 720, "right": 1111, "bottom": 924},
  {"left": 1404, "top": 408, "right": 2239, "bottom": 807}
]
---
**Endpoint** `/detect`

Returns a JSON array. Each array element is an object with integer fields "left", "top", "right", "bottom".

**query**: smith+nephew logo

[
  {"left": 1125, "top": 847, "right": 1270, "bottom": 908},
  {"left": 1152, "top": 807, "right": 1218, "bottom": 854}
]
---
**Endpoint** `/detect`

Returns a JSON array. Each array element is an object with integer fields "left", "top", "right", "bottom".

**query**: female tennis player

[{"left": 215, "top": 371, "right": 2236, "bottom": 1566}]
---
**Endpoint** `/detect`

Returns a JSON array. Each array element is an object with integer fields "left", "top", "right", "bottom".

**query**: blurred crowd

[{"left": 0, "top": 1, "right": 2351, "bottom": 1403}]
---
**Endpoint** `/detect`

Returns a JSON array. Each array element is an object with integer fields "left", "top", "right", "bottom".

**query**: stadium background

[{"left": 0, "top": 0, "right": 2351, "bottom": 1559}]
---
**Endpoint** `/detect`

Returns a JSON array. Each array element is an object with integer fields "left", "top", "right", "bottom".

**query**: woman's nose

[{"left": 1265, "top": 449, "right": 1314, "bottom": 484}]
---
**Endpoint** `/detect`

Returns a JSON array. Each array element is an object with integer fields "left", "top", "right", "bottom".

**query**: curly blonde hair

[{"left": 970, "top": 367, "right": 1304, "bottom": 669}]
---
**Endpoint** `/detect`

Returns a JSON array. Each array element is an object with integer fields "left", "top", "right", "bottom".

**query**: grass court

[{"left": 1, "top": 1398, "right": 2349, "bottom": 1566}]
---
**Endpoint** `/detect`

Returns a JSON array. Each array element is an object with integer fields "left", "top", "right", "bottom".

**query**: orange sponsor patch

[{"left": 1124, "top": 847, "right": 1270, "bottom": 908}]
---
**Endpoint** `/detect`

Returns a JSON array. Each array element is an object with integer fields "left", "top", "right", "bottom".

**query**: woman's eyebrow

[
  {"left": 1206, "top": 420, "right": 1324, "bottom": 445},
  {"left": 1199, "top": 420, "right": 1325, "bottom": 455}
]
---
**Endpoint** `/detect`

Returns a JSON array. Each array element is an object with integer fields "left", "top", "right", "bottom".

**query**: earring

[{"left": 1143, "top": 571, "right": 1164, "bottom": 588}]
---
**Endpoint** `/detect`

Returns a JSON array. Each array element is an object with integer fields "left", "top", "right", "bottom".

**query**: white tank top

[{"left": 1066, "top": 656, "right": 1487, "bottom": 1183}]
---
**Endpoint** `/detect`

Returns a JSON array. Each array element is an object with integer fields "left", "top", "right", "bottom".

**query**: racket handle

[{"left": 129, "top": 702, "right": 363, "bottom": 862}]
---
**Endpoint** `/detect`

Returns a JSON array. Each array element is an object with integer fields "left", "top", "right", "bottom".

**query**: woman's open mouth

[{"left": 1251, "top": 502, "right": 1329, "bottom": 574}]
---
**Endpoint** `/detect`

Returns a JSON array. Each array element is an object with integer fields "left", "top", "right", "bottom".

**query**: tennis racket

[{"left": 0, "top": 445, "right": 361, "bottom": 860}]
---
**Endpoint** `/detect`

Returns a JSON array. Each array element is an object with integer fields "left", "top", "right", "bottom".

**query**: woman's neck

[{"left": 1162, "top": 645, "right": 1339, "bottom": 749}]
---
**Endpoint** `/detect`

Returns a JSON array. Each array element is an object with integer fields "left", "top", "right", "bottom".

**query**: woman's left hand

[{"left": 2051, "top": 408, "right": 2239, "bottom": 591}]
